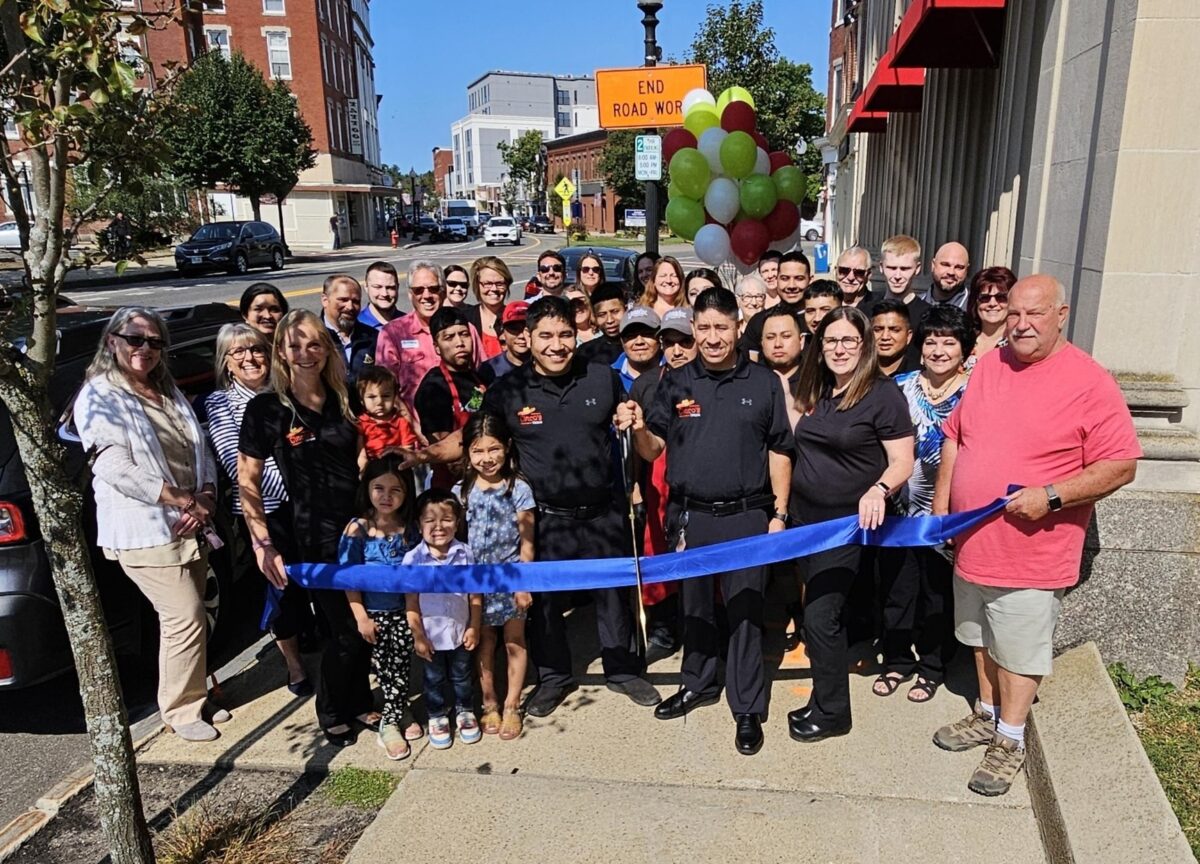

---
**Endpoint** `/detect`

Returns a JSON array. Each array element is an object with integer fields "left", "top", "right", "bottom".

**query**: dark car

[
  {"left": 530, "top": 215, "right": 555, "bottom": 234},
  {"left": 0, "top": 302, "right": 243, "bottom": 689},
  {"left": 175, "top": 221, "right": 286, "bottom": 276},
  {"left": 560, "top": 246, "right": 639, "bottom": 290}
]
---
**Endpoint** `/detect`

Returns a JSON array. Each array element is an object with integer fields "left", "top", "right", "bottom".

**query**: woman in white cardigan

[{"left": 74, "top": 307, "right": 226, "bottom": 742}]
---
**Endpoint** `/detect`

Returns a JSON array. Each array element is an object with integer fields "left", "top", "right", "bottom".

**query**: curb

[{"left": 0, "top": 634, "right": 270, "bottom": 862}]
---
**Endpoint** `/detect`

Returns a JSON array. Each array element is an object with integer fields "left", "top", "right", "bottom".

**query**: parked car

[
  {"left": 0, "top": 221, "right": 21, "bottom": 251},
  {"left": 440, "top": 217, "right": 469, "bottom": 242},
  {"left": 174, "top": 221, "right": 286, "bottom": 276},
  {"left": 800, "top": 218, "right": 823, "bottom": 242},
  {"left": 417, "top": 217, "right": 442, "bottom": 241},
  {"left": 0, "top": 301, "right": 243, "bottom": 689},
  {"left": 559, "top": 246, "right": 638, "bottom": 290},
  {"left": 529, "top": 215, "right": 555, "bottom": 234},
  {"left": 483, "top": 217, "right": 522, "bottom": 247}
]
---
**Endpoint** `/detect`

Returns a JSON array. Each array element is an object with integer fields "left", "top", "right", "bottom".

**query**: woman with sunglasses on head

[
  {"left": 443, "top": 265, "right": 471, "bottom": 308},
  {"left": 575, "top": 251, "right": 607, "bottom": 298},
  {"left": 787, "top": 306, "right": 914, "bottom": 744},
  {"left": 74, "top": 307, "right": 224, "bottom": 742},
  {"left": 206, "top": 323, "right": 313, "bottom": 699},
  {"left": 684, "top": 267, "right": 721, "bottom": 306},
  {"left": 462, "top": 256, "right": 513, "bottom": 360},
  {"left": 964, "top": 266, "right": 1016, "bottom": 370}
]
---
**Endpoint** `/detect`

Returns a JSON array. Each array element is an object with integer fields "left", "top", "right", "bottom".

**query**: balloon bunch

[{"left": 663, "top": 86, "right": 806, "bottom": 269}]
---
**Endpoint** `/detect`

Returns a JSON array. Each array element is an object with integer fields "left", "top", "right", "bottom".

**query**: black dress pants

[
  {"left": 877, "top": 546, "right": 920, "bottom": 674},
  {"left": 800, "top": 543, "right": 861, "bottom": 725},
  {"left": 531, "top": 507, "right": 644, "bottom": 688},
  {"left": 877, "top": 546, "right": 956, "bottom": 681},
  {"left": 670, "top": 505, "right": 769, "bottom": 716}
]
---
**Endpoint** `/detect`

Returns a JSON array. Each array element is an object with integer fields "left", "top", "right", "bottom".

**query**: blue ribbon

[{"left": 261, "top": 495, "right": 1008, "bottom": 629}]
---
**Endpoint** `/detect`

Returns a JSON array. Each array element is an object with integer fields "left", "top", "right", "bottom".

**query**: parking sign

[{"left": 635, "top": 135, "right": 662, "bottom": 182}]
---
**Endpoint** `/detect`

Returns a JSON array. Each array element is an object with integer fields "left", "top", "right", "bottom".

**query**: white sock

[
  {"left": 979, "top": 700, "right": 998, "bottom": 721},
  {"left": 996, "top": 719, "right": 1025, "bottom": 748}
]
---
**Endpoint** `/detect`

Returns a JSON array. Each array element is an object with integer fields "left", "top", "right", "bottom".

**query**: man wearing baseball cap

[
  {"left": 612, "top": 305, "right": 663, "bottom": 391},
  {"left": 479, "top": 301, "right": 530, "bottom": 385}
]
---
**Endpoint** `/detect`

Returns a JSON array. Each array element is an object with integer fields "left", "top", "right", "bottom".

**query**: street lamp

[{"left": 638, "top": 1, "right": 663, "bottom": 253}]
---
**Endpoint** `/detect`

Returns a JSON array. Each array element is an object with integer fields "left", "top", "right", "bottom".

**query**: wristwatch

[
  {"left": 771, "top": 511, "right": 790, "bottom": 525},
  {"left": 1044, "top": 484, "right": 1063, "bottom": 512}
]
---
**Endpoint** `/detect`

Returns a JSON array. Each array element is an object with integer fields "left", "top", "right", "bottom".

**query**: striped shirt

[{"left": 205, "top": 381, "right": 288, "bottom": 515}]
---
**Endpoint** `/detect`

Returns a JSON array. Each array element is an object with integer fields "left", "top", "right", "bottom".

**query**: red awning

[
  {"left": 893, "top": 0, "right": 1007, "bottom": 69},
  {"left": 863, "top": 32, "right": 926, "bottom": 112},
  {"left": 847, "top": 95, "right": 888, "bottom": 134}
]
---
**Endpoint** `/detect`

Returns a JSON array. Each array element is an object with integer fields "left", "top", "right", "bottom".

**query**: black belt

[
  {"left": 675, "top": 493, "right": 776, "bottom": 517},
  {"left": 537, "top": 501, "right": 610, "bottom": 520}
]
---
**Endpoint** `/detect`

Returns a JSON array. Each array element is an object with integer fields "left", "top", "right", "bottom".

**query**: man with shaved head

[
  {"left": 930, "top": 274, "right": 1141, "bottom": 797},
  {"left": 924, "top": 242, "right": 971, "bottom": 309}
]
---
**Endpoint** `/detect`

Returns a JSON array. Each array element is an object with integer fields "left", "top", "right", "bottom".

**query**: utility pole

[{"left": 638, "top": 0, "right": 662, "bottom": 254}]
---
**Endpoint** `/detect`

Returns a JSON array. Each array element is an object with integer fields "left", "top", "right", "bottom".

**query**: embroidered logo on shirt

[
  {"left": 585, "top": 398, "right": 597, "bottom": 406},
  {"left": 286, "top": 425, "right": 315, "bottom": 447},
  {"left": 741, "top": 398, "right": 753, "bottom": 406},
  {"left": 675, "top": 398, "right": 701, "bottom": 418},
  {"left": 363, "top": 354, "right": 374, "bottom": 365},
  {"left": 517, "top": 405, "right": 544, "bottom": 426}
]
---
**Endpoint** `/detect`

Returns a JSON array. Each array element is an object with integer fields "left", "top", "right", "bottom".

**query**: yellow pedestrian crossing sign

[{"left": 554, "top": 177, "right": 576, "bottom": 199}]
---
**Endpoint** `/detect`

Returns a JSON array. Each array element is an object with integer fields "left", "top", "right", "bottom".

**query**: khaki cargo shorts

[{"left": 953, "top": 574, "right": 1065, "bottom": 677}]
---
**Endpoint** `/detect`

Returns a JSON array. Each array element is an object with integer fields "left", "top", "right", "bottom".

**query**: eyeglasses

[
  {"left": 977, "top": 291, "right": 1009, "bottom": 305},
  {"left": 445, "top": 280, "right": 469, "bottom": 289},
  {"left": 227, "top": 345, "right": 268, "bottom": 359},
  {"left": 822, "top": 335, "right": 863, "bottom": 350},
  {"left": 113, "top": 332, "right": 165, "bottom": 350},
  {"left": 478, "top": 280, "right": 508, "bottom": 290},
  {"left": 740, "top": 293, "right": 766, "bottom": 302},
  {"left": 836, "top": 266, "right": 870, "bottom": 280},
  {"left": 539, "top": 264, "right": 564, "bottom": 273},
  {"left": 411, "top": 285, "right": 442, "bottom": 295}
]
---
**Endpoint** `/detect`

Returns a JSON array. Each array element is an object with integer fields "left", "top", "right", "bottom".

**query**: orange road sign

[{"left": 595, "top": 64, "right": 707, "bottom": 130}]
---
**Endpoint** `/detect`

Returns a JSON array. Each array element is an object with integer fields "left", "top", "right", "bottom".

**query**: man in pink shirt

[
  {"left": 375, "top": 261, "right": 482, "bottom": 424},
  {"left": 931, "top": 274, "right": 1140, "bottom": 797}
]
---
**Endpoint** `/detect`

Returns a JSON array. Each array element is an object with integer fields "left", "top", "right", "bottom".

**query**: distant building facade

[{"left": 543, "top": 130, "right": 621, "bottom": 234}]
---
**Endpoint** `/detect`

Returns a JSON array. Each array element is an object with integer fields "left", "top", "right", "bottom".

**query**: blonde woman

[
  {"left": 238, "top": 310, "right": 371, "bottom": 748},
  {"left": 465, "top": 255, "right": 513, "bottom": 359},
  {"left": 74, "top": 307, "right": 223, "bottom": 742},
  {"left": 638, "top": 256, "right": 688, "bottom": 318}
]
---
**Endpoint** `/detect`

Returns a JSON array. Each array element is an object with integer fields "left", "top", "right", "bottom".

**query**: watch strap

[{"left": 1044, "top": 484, "right": 1063, "bottom": 511}]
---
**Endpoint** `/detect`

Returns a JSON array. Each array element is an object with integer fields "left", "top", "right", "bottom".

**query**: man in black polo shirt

[
  {"left": 482, "top": 296, "right": 658, "bottom": 716},
  {"left": 577, "top": 283, "right": 627, "bottom": 366},
  {"left": 617, "top": 287, "right": 794, "bottom": 756},
  {"left": 739, "top": 250, "right": 812, "bottom": 359},
  {"left": 761, "top": 305, "right": 805, "bottom": 400}
]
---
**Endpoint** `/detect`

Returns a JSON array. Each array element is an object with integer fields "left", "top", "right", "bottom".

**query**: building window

[
  {"left": 326, "top": 98, "right": 335, "bottom": 149},
  {"left": 832, "top": 59, "right": 844, "bottom": 109},
  {"left": 336, "top": 103, "right": 345, "bottom": 151},
  {"left": 556, "top": 89, "right": 570, "bottom": 106},
  {"left": 207, "top": 0, "right": 226, "bottom": 12},
  {"left": 557, "top": 111, "right": 571, "bottom": 128},
  {"left": 205, "top": 27, "right": 231, "bottom": 60},
  {"left": 263, "top": 0, "right": 285, "bottom": 13},
  {"left": 265, "top": 30, "right": 292, "bottom": 79}
]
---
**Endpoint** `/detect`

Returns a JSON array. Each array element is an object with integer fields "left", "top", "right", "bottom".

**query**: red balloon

[
  {"left": 720, "top": 101, "right": 757, "bottom": 135},
  {"left": 751, "top": 130, "right": 770, "bottom": 151},
  {"left": 663, "top": 128, "right": 697, "bottom": 163},
  {"left": 769, "top": 151, "right": 793, "bottom": 173},
  {"left": 730, "top": 219, "right": 770, "bottom": 266},
  {"left": 763, "top": 200, "right": 800, "bottom": 241}
]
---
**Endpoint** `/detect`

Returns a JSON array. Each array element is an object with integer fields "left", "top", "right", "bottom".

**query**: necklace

[{"left": 921, "top": 371, "right": 963, "bottom": 402}]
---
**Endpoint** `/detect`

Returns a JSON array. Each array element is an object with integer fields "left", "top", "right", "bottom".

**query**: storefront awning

[
  {"left": 893, "top": 0, "right": 1007, "bottom": 69},
  {"left": 847, "top": 95, "right": 888, "bottom": 134},
  {"left": 863, "top": 32, "right": 926, "bottom": 112}
]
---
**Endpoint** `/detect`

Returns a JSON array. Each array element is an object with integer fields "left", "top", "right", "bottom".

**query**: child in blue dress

[
  {"left": 339, "top": 456, "right": 420, "bottom": 760},
  {"left": 454, "top": 413, "right": 535, "bottom": 740}
]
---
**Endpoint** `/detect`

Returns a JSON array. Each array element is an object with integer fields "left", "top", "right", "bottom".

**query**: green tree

[
  {"left": 687, "top": 0, "right": 825, "bottom": 206},
  {"left": 497, "top": 129, "right": 545, "bottom": 210},
  {"left": 598, "top": 130, "right": 646, "bottom": 208},
  {"left": 0, "top": 2, "right": 181, "bottom": 861},
  {"left": 168, "top": 51, "right": 315, "bottom": 221}
]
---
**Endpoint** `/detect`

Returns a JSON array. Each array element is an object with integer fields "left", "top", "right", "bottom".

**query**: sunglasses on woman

[
  {"left": 977, "top": 291, "right": 1009, "bottom": 304},
  {"left": 446, "top": 279, "right": 469, "bottom": 289},
  {"left": 580, "top": 265, "right": 603, "bottom": 275},
  {"left": 113, "top": 332, "right": 165, "bottom": 350}
]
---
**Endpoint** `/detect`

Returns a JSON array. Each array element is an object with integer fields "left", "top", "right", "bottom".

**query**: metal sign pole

[{"left": 640, "top": 1, "right": 662, "bottom": 255}]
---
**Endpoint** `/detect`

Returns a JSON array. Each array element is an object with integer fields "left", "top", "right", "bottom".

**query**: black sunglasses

[
  {"left": 113, "top": 332, "right": 165, "bottom": 350},
  {"left": 538, "top": 264, "right": 564, "bottom": 273},
  {"left": 977, "top": 291, "right": 1009, "bottom": 304},
  {"left": 580, "top": 265, "right": 603, "bottom": 275},
  {"left": 446, "top": 279, "right": 469, "bottom": 289}
]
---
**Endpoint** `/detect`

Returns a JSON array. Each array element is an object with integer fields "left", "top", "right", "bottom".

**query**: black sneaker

[{"left": 524, "top": 683, "right": 578, "bottom": 718}]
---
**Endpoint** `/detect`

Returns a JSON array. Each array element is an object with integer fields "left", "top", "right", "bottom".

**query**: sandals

[
  {"left": 872, "top": 671, "right": 911, "bottom": 697},
  {"left": 481, "top": 705, "right": 503, "bottom": 735},
  {"left": 403, "top": 721, "right": 425, "bottom": 741},
  {"left": 355, "top": 711, "right": 382, "bottom": 730},
  {"left": 907, "top": 676, "right": 940, "bottom": 703},
  {"left": 498, "top": 708, "right": 523, "bottom": 741}
]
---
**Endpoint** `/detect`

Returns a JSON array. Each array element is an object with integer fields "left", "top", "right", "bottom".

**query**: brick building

[
  {"left": 543, "top": 130, "right": 622, "bottom": 234},
  {"left": 140, "top": 0, "right": 388, "bottom": 248},
  {"left": 432, "top": 147, "right": 454, "bottom": 199}
]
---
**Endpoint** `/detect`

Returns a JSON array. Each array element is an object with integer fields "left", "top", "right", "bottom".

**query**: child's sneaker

[
  {"left": 428, "top": 715, "right": 453, "bottom": 749},
  {"left": 377, "top": 724, "right": 410, "bottom": 761},
  {"left": 456, "top": 710, "right": 482, "bottom": 744}
]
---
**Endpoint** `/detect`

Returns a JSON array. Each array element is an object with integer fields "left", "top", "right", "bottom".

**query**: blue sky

[{"left": 372, "top": 0, "right": 830, "bottom": 170}]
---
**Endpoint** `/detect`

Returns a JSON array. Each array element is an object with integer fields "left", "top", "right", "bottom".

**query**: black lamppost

[{"left": 638, "top": 0, "right": 663, "bottom": 254}]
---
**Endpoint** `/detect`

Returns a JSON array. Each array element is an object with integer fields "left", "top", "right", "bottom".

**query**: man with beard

[
  {"left": 739, "top": 251, "right": 812, "bottom": 358},
  {"left": 525, "top": 250, "right": 568, "bottom": 301},
  {"left": 321, "top": 274, "right": 380, "bottom": 387},
  {"left": 478, "top": 301, "right": 530, "bottom": 385},
  {"left": 612, "top": 306, "right": 663, "bottom": 390},
  {"left": 924, "top": 242, "right": 971, "bottom": 310}
]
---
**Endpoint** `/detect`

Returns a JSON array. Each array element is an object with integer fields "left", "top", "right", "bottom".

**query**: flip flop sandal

[
  {"left": 498, "top": 708, "right": 523, "bottom": 741},
  {"left": 907, "top": 676, "right": 940, "bottom": 703},
  {"left": 872, "top": 671, "right": 910, "bottom": 697},
  {"left": 403, "top": 722, "right": 424, "bottom": 742}
]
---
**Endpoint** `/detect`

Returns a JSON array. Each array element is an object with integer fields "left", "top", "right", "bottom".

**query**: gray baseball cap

[
  {"left": 619, "top": 305, "right": 661, "bottom": 334},
  {"left": 659, "top": 307, "right": 694, "bottom": 337}
]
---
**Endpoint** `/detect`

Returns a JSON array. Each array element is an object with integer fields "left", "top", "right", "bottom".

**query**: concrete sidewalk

[{"left": 136, "top": 605, "right": 1045, "bottom": 863}]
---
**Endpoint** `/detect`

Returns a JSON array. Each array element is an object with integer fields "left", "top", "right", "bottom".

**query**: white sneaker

[
  {"left": 456, "top": 710, "right": 481, "bottom": 745},
  {"left": 428, "top": 716, "right": 452, "bottom": 749}
]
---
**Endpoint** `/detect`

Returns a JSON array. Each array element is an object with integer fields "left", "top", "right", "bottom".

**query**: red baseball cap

[{"left": 501, "top": 301, "right": 529, "bottom": 325}]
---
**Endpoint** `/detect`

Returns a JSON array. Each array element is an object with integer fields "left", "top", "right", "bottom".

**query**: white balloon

[
  {"left": 698, "top": 127, "right": 728, "bottom": 176},
  {"left": 682, "top": 88, "right": 716, "bottom": 116},
  {"left": 693, "top": 223, "right": 732, "bottom": 268},
  {"left": 754, "top": 147, "right": 771, "bottom": 176},
  {"left": 703, "top": 177, "right": 741, "bottom": 225}
]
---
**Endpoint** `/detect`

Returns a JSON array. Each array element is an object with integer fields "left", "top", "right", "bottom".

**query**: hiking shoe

[
  {"left": 377, "top": 724, "right": 411, "bottom": 761},
  {"left": 968, "top": 732, "right": 1026, "bottom": 796},
  {"left": 932, "top": 700, "right": 996, "bottom": 752},
  {"left": 428, "top": 716, "right": 453, "bottom": 749},
  {"left": 456, "top": 710, "right": 482, "bottom": 745}
]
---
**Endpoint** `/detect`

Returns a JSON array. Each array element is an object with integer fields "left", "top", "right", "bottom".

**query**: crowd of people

[{"left": 71, "top": 233, "right": 1139, "bottom": 797}]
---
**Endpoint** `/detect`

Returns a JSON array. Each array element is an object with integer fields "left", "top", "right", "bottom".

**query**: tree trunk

[
  {"left": 250, "top": 195, "right": 262, "bottom": 221},
  {"left": 276, "top": 198, "right": 287, "bottom": 251},
  {"left": 0, "top": 378, "right": 154, "bottom": 864}
]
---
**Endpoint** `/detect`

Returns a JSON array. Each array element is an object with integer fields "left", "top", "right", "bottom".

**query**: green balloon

[
  {"left": 669, "top": 147, "right": 711, "bottom": 200},
  {"left": 683, "top": 103, "right": 720, "bottom": 138},
  {"left": 773, "top": 165, "right": 806, "bottom": 204},
  {"left": 716, "top": 85, "right": 755, "bottom": 113},
  {"left": 666, "top": 196, "right": 705, "bottom": 242},
  {"left": 740, "top": 174, "right": 778, "bottom": 220},
  {"left": 667, "top": 180, "right": 686, "bottom": 200},
  {"left": 719, "top": 131, "right": 757, "bottom": 179}
]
